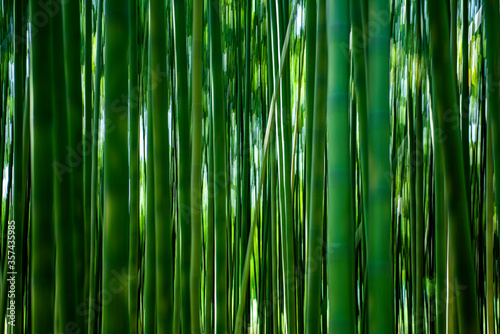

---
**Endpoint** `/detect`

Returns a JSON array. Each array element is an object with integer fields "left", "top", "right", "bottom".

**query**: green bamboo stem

[
  {"left": 172, "top": 0, "right": 192, "bottom": 330},
  {"left": 461, "top": 0, "right": 470, "bottom": 215},
  {"left": 190, "top": 0, "right": 203, "bottom": 331},
  {"left": 428, "top": 0, "right": 479, "bottom": 332},
  {"left": 102, "top": 0, "right": 130, "bottom": 331},
  {"left": 484, "top": 0, "right": 500, "bottom": 331},
  {"left": 326, "top": 0, "right": 355, "bottom": 332},
  {"left": 351, "top": 0, "right": 369, "bottom": 228},
  {"left": 144, "top": 31, "right": 156, "bottom": 334},
  {"left": 61, "top": 2, "right": 85, "bottom": 315},
  {"left": 415, "top": 1, "right": 424, "bottom": 331},
  {"left": 83, "top": 1, "right": 92, "bottom": 330},
  {"left": 30, "top": 0, "right": 55, "bottom": 331},
  {"left": 240, "top": 0, "right": 252, "bottom": 327},
  {"left": 208, "top": 0, "right": 228, "bottom": 332},
  {"left": 88, "top": 0, "right": 103, "bottom": 332},
  {"left": 485, "top": 116, "right": 494, "bottom": 334},
  {"left": 51, "top": 5, "right": 78, "bottom": 332},
  {"left": 205, "top": 88, "right": 215, "bottom": 334},
  {"left": 305, "top": 0, "right": 316, "bottom": 233},
  {"left": 128, "top": 0, "right": 139, "bottom": 333},
  {"left": 149, "top": 0, "right": 173, "bottom": 333},
  {"left": 304, "top": 0, "right": 326, "bottom": 331},
  {"left": 366, "top": 0, "right": 394, "bottom": 332}
]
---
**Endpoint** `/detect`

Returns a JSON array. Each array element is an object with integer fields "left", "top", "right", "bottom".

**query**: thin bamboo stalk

[
  {"left": 190, "top": 0, "right": 203, "bottom": 331},
  {"left": 208, "top": 0, "right": 228, "bottom": 332},
  {"left": 128, "top": 0, "right": 139, "bottom": 332},
  {"left": 88, "top": 0, "right": 103, "bottom": 332}
]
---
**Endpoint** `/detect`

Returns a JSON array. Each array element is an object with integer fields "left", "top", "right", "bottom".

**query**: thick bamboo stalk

[
  {"left": 52, "top": 4, "right": 79, "bottom": 332},
  {"left": 102, "top": 0, "right": 130, "bottom": 331},
  {"left": 366, "top": 0, "right": 394, "bottom": 332},
  {"left": 326, "top": 0, "right": 355, "bottom": 332},
  {"left": 30, "top": 0, "right": 55, "bottom": 332},
  {"left": 150, "top": 0, "right": 174, "bottom": 333},
  {"left": 61, "top": 2, "right": 85, "bottom": 316}
]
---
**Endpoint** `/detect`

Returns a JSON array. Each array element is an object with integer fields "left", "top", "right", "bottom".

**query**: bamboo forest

[{"left": 1, "top": 0, "right": 500, "bottom": 333}]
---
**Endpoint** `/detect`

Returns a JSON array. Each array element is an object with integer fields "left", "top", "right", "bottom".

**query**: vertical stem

[
  {"left": 172, "top": 0, "right": 192, "bottom": 330},
  {"left": 190, "top": 0, "right": 203, "bottom": 331},
  {"left": 326, "top": 0, "right": 355, "bottom": 332},
  {"left": 208, "top": 0, "right": 228, "bottom": 331},
  {"left": 304, "top": 0, "right": 326, "bottom": 331},
  {"left": 88, "top": 1, "right": 103, "bottom": 331},
  {"left": 52, "top": 4, "right": 78, "bottom": 332},
  {"left": 366, "top": 0, "right": 394, "bottom": 332},
  {"left": 128, "top": 0, "right": 139, "bottom": 332},
  {"left": 30, "top": 0, "right": 55, "bottom": 331},
  {"left": 102, "top": 0, "right": 130, "bottom": 331}
]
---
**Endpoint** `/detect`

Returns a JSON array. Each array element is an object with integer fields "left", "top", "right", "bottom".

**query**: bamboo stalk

[
  {"left": 172, "top": 0, "right": 192, "bottom": 330},
  {"left": 190, "top": 0, "right": 203, "bottom": 331},
  {"left": 102, "top": 0, "right": 130, "bottom": 331},
  {"left": 88, "top": 0, "right": 103, "bottom": 332},
  {"left": 128, "top": 0, "right": 139, "bottom": 332},
  {"left": 30, "top": 0, "right": 55, "bottom": 331},
  {"left": 326, "top": 0, "right": 355, "bottom": 332},
  {"left": 366, "top": 0, "right": 394, "bottom": 332}
]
